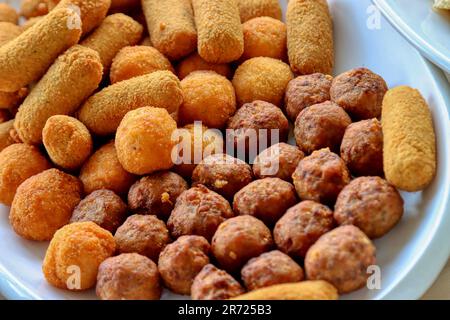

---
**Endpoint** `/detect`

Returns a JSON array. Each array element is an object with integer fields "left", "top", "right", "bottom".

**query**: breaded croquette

[
  {"left": 0, "top": 22, "right": 22, "bottom": 47},
  {"left": 0, "top": 120, "right": 16, "bottom": 152},
  {"left": 14, "top": 45, "right": 103, "bottom": 144},
  {"left": 177, "top": 52, "right": 232, "bottom": 80},
  {"left": 237, "top": 0, "right": 282, "bottom": 22},
  {"left": 20, "top": 0, "right": 48, "bottom": 18},
  {"left": 0, "top": 3, "right": 19, "bottom": 24},
  {"left": 110, "top": 46, "right": 174, "bottom": 84},
  {"left": 287, "top": 0, "right": 334, "bottom": 75},
  {"left": 142, "top": 0, "right": 197, "bottom": 60},
  {"left": 192, "top": 0, "right": 244, "bottom": 63}
]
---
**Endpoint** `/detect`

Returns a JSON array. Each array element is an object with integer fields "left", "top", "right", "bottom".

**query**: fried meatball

[
  {"left": 168, "top": 185, "right": 234, "bottom": 241},
  {"left": 43, "top": 222, "right": 116, "bottom": 290},
  {"left": 334, "top": 177, "right": 404, "bottom": 239},
  {"left": 285, "top": 73, "right": 333, "bottom": 122},
  {"left": 241, "top": 250, "right": 304, "bottom": 291},
  {"left": 253, "top": 143, "right": 304, "bottom": 181},
  {"left": 212, "top": 215, "right": 273, "bottom": 273},
  {"left": 274, "top": 200, "right": 334, "bottom": 259},
  {"left": 158, "top": 235, "right": 210, "bottom": 295},
  {"left": 128, "top": 171, "right": 188, "bottom": 220},
  {"left": 292, "top": 148, "right": 351, "bottom": 205},
  {"left": 177, "top": 52, "right": 232, "bottom": 80},
  {"left": 305, "top": 225, "right": 376, "bottom": 294},
  {"left": 192, "top": 153, "right": 253, "bottom": 200},
  {"left": 71, "top": 189, "right": 127, "bottom": 233},
  {"left": 340, "top": 118, "right": 383, "bottom": 177},
  {"left": 96, "top": 253, "right": 161, "bottom": 300},
  {"left": 191, "top": 264, "right": 245, "bottom": 300},
  {"left": 294, "top": 101, "right": 351, "bottom": 154},
  {"left": 330, "top": 67, "right": 388, "bottom": 120},
  {"left": 233, "top": 178, "right": 297, "bottom": 226},
  {"left": 115, "top": 214, "right": 170, "bottom": 262}
]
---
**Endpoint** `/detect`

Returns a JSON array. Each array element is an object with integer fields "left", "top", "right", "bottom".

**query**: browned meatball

[
  {"left": 340, "top": 118, "right": 383, "bottom": 177},
  {"left": 305, "top": 225, "right": 376, "bottom": 294},
  {"left": 285, "top": 73, "right": 333, "bottom": 122},
  {"left": 330, "top": 67, "right": 388, "bottom": 120},
  {"left": 96, "top": 253, "right": 161, "bottom": 300},
  {"left": 274, "top": 200, "right": 334, "bottom": 259},
  {"left": 128, "top": 171, "right": 188, "bottom": 220},
  {"left": 241, "top": 250, "right": 304, "bottom": 291},
  {"left": 334, "top": 177, "right": 403, "bottom": 239},
  {"left": 252, "top": 143, "right": 304, "bottom": 181},
  {"left": 192, "top": 153, "right": 253, "bottom": 200},
  {"left": 294, "top": 101, "right": 351, "bottom": 154},
  {"left": 70, "top": 189, "right": 127, "bottom": 233},
  {"left": 212, "top": 215, "right": 273, "bottom": 273},
  {"left": 233, "top": 178, "right": 297, "bottom": 226},
  {"left": 114, "top": 214, "right": 170, "bottom": 261},
  {"left": 158, "top": 235, "right": 210, "bottom": 295},
  {"left": 292, "top": 148, "right": 351, "bottom": 205},
  {"left": 191, "top": 264, "right": 245, "bottom": 300}
]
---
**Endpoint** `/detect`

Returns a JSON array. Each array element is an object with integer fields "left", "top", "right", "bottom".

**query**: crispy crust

[
  {"left": 177, "top": 52, "right": 232, "bottom": 80},
  {"left": 237, "top": 0, "right": 282, "bottom": 22}
]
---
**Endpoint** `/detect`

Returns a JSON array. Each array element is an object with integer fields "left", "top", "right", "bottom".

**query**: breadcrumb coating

[
  {"left": 0, "top": 22, "right": 22, "bottom": 47},
  {"left": 177, "top": 52, "right": 232, "bottom": 80},
  {"left": 237, "top": 0, "right": 282, "bottom": 22}
]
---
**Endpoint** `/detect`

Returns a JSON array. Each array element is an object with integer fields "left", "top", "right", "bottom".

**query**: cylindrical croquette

[
  {"left": 14, "top": 45, "right": 103, "bottom": 145},
  {"left": 237, "top": 0, "right": 282, "bottom": 23},
  {"left": 78, "top": 70, "right": 183, "bottom": 136},
  {"left": 192, "top": 0, "right": 244, "bottom": 63},
  {"left": 0, "top": 8, "right": 81, "bottom": 93},
  {"left": 177, "top": 52, "right": 232, "bottom": 80},
  {"left": 382, "top": 86, "right": 436, "bottom": 191},
  {"left": 0, "top": 3, "right": 19, "bottom": 24},
  {"left": 20, "top": 0, "right": 49, "bottom": 19},
  {"left": 141, "top": 0, "right": 197, "bottom": 60},
  {"left": 287, "top": 0, "right": 334, "bottom": 75},
  {"left": 0, "top": 22, "right": 22, "bottom": 47}
]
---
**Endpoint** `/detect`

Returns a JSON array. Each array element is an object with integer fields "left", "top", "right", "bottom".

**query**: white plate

[
  {"left": 1, "top": 0, "right": 450, "bottom": 300},
  {"left": 373, "top": 0, "right": 450, "bottom": 73}
]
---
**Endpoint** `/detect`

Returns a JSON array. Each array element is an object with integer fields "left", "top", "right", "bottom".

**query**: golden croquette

[
  {"left": 237, "top": 0, "right": 282, "bottom": 22},
  {"left": 177, "top": 52, "right": 232, "bottom": 80},
  {"left": 0, "top": 120, "right": 16, "bottom": 152},
  {"left": 232, "top": 57, "right": 294, "bottom": 107},
  {"left": 42, "top": 221, "right": 116, "bottom": 290},
  {"left": 0, "top": 22, "right": 22, "bottom": 47},
  {"left": 0, "top": 3, "right": 19, "bottom": 24},
  {"left": 115, "top": 107, "right": 178, "bottom": 175},
  {"left": 10, "top": 169, "right": 82, "bottom": 241},
  {"left": 20, "top": 0, "right": 48, "bottom": 19},
  {"left": 179, "top": 71, "right": 237, "bottom": 129}
]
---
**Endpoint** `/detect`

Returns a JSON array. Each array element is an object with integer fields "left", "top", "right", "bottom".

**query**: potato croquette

[
  {"left": 10, "top": 169, "right": 82, "bottom": 241},
  {"left": 0, "top": 4, "right": 18, "bottom": 24},
  {"left": 0, "top": 22, "right": 22, "bottom": 47},
  {"left": 115, "top": 107, "right": 177, "bottom": 175},
  {"left": 81, "top": 13, "right": 143, "bottom": 69},
  {"left": 237, "top": 0, "right": 282, "bottom": 22},
  {"left": 14, "top": 45, "right": 102, "bottom": 144},
  {"left": 232, "top": 57, "right": 293, "bottom": 107},
  {"left": 78, "top": 71, "right": 182, "bottom": 136},
  {"left": 80, "top": 141, "right": 136, "bottom": 195},
  {"left": 0, "top": 120, "right": 16, "bottom": 152},
  {"left": 20, "top": 0, "right": 48, "bottom": 18},
  {"left": 0, "top": 8, "right": 81, "bottom": 93},
  {"left": 177, "top": 52, "right": 232, "bottom": 80},
  {"left": 287, "top": 0, "right": 334, "bottom": 75},
  {"left": 142, "top": 0, "right": 197, "bottom": 60},
  {"left": 179, "top": 71, "right": 236, "bottom": 129},
  {"left": 42, "top": 221, "right": 116, "bottom": 290},
  {"left": 110, "top": 46, "right": 174, "bottom": 84},
  {"left": 382, "top": 86, "right": 436, "bottom": 191},
  {"left": 242, "top": 17, "right": 286, "bottom": 61},
  {"left": 192, "top": 0, "right": 244, "bottom": 63},
  {"left": 0, "top": 143, "right": 51, "bottom": 205},
  {"left": 43, "top": 115, "right": 93, "bottom": 170}
]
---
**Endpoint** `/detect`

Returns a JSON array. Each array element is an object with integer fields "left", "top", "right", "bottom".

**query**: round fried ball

[
  {"left": 96, "top": 253, "right": 161, "bottom": 300},
  {"left": 340, "top": 118, "right": 383, "bottom": 177},
  {"left": 212, "top": 215, "right": 273, "bottom": 273},
  {"left": 179, "top": 71, "right": 236, "bottom": 129},
  {"left": 70, "top": 189, "right": 127, "bottom": 233},
  {"left": 334, "top": 176, "right": 404, "bottom": 239},
  {"left": 115, "top": 107, "right": 177, "bottom": 175},
  {"left": 294, "top": 101, "right": 351, "bottom": 154},
  {"left": 177, "top": 52, "right": 232, "bottom": 80},
  {"left": 0, "top": 143, "right": 51, "bottom": 206},
  {"left": 158, "top": 235, "right": 210, "bottom": 295},
  {"left": 43, "top": 115, "right": 93, "bottom": 170},
  {"left": 0, "top": 3, "right": 18, "bottom": 24},
  {"left": 43, "top": 222, "right": 116, "bottom": 290},
  {"left": 292, "top": 148, "right": 351, "bottom": 205},
  {"left": 274, "top": 200, "right": 334, "bottom": 259},
  {"left": 233, "top": 178, "right": 298, "bottom": 226},
  {"left": 330, "top": 67, "right": 388, "bottom": 120},
  {"left": 305, "top": 225, "right": 376, "bottom": 294},
  {"left": 233, "top": 57, "right": 293, "bottom": 107},
  {"left": 114, "top": 214, "right": 170, "bottom": 262},
  {"left": 168, "top": 185, "right": 234, "bottom": 241}
]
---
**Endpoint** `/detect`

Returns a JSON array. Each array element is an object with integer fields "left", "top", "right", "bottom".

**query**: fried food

[
  {"left": 0, "top": 120, "right": 16, "bottom": 152},
  {"left": 20, "top": 0, "right": 48, "bottom": 18},
  {"left": 0, "top": 22, "right": 22, "bottom": 47},
  {"left": 20, "top": 16, "right": 44, "bottom": 31},
  {"left": 0, "top": 87, "right": 28, "bottom": 110},
  {"left": 0, "top": 3, "right": 18, "bottom": 24},
  {"left": 237, "top": 0, "right": 281, "bottom": 23},
  {"left": 177, "top": 52, "right": 232, "bottom": 80}
]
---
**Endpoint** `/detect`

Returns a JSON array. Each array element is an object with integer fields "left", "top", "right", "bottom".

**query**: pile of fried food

[{"left": 0, "top": 0, "right": 437, "bottom": 300}]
